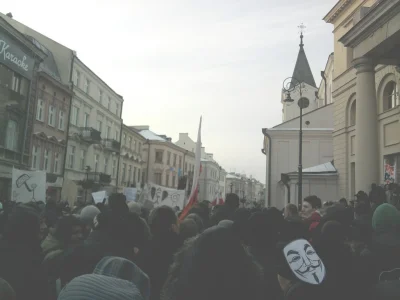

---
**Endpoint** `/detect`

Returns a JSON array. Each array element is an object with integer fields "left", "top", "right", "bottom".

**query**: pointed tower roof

[{"left": 290, "top": 26, "right": 316, "bottom": 88}]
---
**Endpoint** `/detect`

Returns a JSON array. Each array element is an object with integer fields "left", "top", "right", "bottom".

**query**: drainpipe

[
  {"left": 281, "top": 173, "right": 291, "bottom": 204},
  {"left": 321, "top": 71, "right": 327, "bottom": 106},
  {"left": 146, "top": 139, "right": 150, "bottom": 183},
  {"left": 115, "top": 114, "right": 123, "bottom": 192},
  {"left": 62, "top": 52, "right": 75, "bottom": 177},
  {"left": 261, "top": 128, "right": 272, "bottom": 207}
]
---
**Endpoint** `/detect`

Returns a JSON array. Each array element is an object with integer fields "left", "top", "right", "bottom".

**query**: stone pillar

[{"left": 354, "top": 57, "right": 379, "bottom": 193}]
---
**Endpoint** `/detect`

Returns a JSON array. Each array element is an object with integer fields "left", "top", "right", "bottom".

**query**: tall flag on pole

[{"left": 179, "top": 116, "right": 202, "bottom": 221}]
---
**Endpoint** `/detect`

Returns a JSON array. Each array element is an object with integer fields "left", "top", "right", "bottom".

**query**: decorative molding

[
  {"left": 340, "top": 0, "right": 400, "bottom": 48},
  {"left": 324, "top": 0, "right": 354, "bottom": 24}
]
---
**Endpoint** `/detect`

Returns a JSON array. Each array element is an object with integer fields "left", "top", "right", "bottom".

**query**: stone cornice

[
  {"left": 340, "top": 0, "right": 400, "bottom": 48},
  {"left": 323, "top": 0, "right": 354, "bottom": 24}
]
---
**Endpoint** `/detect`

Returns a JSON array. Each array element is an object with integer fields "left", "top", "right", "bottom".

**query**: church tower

[{"left": 282, "top": 24, "right": 318, "bottom": 122}]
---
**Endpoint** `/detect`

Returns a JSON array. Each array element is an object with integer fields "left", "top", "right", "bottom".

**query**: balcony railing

[
  {"left": 87, "top": 172, "right": 112, "bottom": 184},
  {"left": 79, "top": 127, "right": 101, "bottom": 143},
  {"left": 102, "top": 139, "right": 121, "bottom": 152}
]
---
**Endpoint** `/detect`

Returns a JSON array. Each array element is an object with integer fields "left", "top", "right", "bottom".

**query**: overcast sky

[{"left": 4, "top": 0, "right": 337, "bottom": 182}]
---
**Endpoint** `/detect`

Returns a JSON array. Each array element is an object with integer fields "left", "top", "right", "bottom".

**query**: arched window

[
  {"left": 5, "top": 120, "right": 18, "bottom": 151},
  {"left": 383, "top": 81, "right": 399, "bottom": 111},
  {"left": 350, "top": 100, "right": 356, "bottom": 126}
]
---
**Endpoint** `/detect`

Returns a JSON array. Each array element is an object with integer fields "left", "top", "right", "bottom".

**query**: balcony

[
  {"left": 0, "top": 85, "right": 26, "bottom": 107},
  {"left": 102, "top": 139, "right": 121, "bottom": 152},
  {"left": 87, "top": 172, "right": 112, "bottom": 185},
  {"left": 79, "top": 127, "right": 101, "bottom": 143}
]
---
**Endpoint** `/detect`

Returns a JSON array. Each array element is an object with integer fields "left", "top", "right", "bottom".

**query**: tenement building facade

[{"left": 0, "top": 16, "right": 46, "bottom": 196}]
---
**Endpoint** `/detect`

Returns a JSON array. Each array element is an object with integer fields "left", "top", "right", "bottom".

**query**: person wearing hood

[
  {"left": 0, "top": 205, "right": 48, "bottom": 300},
  {"left": 140, "top": 206, "right": 182, "bottom": 300},
  {"left": 58, "top": 273, "right": 143, "bottom": 300},
  {"left": 161, "top": 226, "right": 264, "bottom": 300},
  {"left": 361, "top": 204, "right": 400, "bottom": 284},
  {"left": 79, "top": 205, "right": 101, "bottom": 238},
  {"left": 93, "top": 256, "right": 151, "bottom": 300},
  {"left": 60, "top": 211, "right": 150, "bottom": 286},
  {"left": 301, "top": 196, "right": 322, "bottom": 235},
  {"left": 42, "top": 215, "right": 83, "bottom": 299}
]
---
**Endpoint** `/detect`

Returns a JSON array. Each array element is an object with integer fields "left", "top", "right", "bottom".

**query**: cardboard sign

[
  {"left": 12, "top": 168, "right": 46, "bottom": 203},
  {"left": 123, "top": 187, "right": 137, "bottom": 201},
  {"left": 92, "top": 190, "right": 107, "bottom": 204},
  {"left": 147, "top": 182, "right": 185, "bottom": 209}
]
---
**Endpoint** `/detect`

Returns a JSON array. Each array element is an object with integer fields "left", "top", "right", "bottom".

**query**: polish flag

[{"left": 179, "top": 117, "right": 202, "bottom": 221}]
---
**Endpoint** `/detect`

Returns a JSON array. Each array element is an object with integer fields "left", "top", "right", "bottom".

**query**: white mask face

[{"left": 283, "top": 239, "right": 326, "bottom": 285}]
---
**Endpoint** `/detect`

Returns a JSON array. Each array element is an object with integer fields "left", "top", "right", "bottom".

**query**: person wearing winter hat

[
  {"left": 58, "top": 274, "right": 143, "bottom": 300},
  {"left": 79, "top": 205, "right": 101, "bottom": 238},
  {"left": 94, "top": 256, "right": 150, "bottom": 300},
  {"left": 61, "top": 212, "right": 150, "bottom": 286},
  {"left": 0, "top": 205, "right": 48, "bottom": 300},
  {"left": 179, "top": 218, "right": 199, "bottom": 241},
  {"left": 0, "top": 278, "right": 16, "bottom": 300}
]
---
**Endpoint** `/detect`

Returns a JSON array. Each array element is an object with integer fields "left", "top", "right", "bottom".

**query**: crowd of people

[{"left": 0, "top": 183, "right": 399, "bottom": 300}]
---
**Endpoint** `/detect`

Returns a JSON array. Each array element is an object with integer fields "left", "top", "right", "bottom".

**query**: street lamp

[
  {"left": 282, "top": 77, "right": 309, "bottom": 206},
  {"left": 84, "top": 165, "right": 91, "bottom": 204}
]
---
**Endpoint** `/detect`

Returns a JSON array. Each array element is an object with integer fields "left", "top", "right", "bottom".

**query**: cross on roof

[{"left": 298, "top": 23, "right": 306, "bottom": 47}]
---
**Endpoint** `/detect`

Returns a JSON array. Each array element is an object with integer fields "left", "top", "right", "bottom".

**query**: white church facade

[{"left": 262, "top": 34, "right": 337, "bottom": 209}]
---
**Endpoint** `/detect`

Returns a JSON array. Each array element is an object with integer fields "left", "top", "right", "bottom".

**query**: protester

[
  {"left": 301, "top": 195, "right": 322, "bottom": 234},
  {"left": 284, "top": 203, "right": 300, "bottom": 221},
  {"left": 179, "top": 218, "right": 198, "bottom": 241},
  {"left": 58, "top": 274, "right": 143, "bottom": 300},
  {"left": 1, "top": 186, "right": 400, "bottom": 300},
  {"left": 60, "top": 211, "right": 150, "bottom": 286},
  {"left": 94, "top": 256, "right": 151, "bottom": 300},
  {"left": 0, "top": 278, "right": 16, "bottom": 300},
  {"left": 141, "top": 206, "right": 182, "bottom": 300},
  {"left": 0, "top": 205, "right": 48, "bottom": 300},
  {"left": 161, "top": 226, "right": 264, "bottom": 300}
]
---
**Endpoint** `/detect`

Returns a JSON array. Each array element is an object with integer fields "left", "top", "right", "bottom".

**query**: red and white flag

[{"left": 179, "top": 116, "right": 202, "bottom": 221}]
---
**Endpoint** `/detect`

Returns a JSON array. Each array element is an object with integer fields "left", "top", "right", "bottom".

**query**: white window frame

[
  {"left": 115, "top": 130, "right": 119, "bottom": 141},
  {"left": 95, "top": 154, "right": 99, "bottom": 172},
  {"left": 107, "top": 97, "right": 111, "bottom": 110},
  {"left": 69, "top": 146, "right": 75, "bottom": 169},
  {"left": 5, "top": 120, "right": 18, "bottom": 151},
  {"left": 44, "top": 148, "right": 51, "bottom": 172},
  {"left": 104, "top": 157, "right": 108, "bottom": 173},
  {"left": 84, "top": 78, "right": 90, "bottom": 94},
  {"left": 54, "top": 152, "right": 60, "bottom": 174},
  {"left": 97, "top": 120, "right": 102, "bottom": 132},
  {"left": 99, "top": 89, "right": 103, "bottom": 103},
  {"left": 80, "top": 149, "right": 86, "bottom": 171},
  {"left": 58, "top": 110, "right": 65, "bottom": 130},
  {"left": 106, "top": 126, "right": 111, "bottom": 139},
  {"left": 36, "top": 99, "right": 44, "bottom": 121},
  {"left": 48, "top": 105, "right": 55, "bottom": 127},
  {"left": 112, "top": 159, "right": 117, "bottom": 177},
  {"left": 83, "top": 113, "right": 89, "bottom": 127},
  {"left": 32, "top": 145, "right": 40, "bottom": 170},
  {"left": 71, "top": 106, "right": 79, "bottom": 126}
]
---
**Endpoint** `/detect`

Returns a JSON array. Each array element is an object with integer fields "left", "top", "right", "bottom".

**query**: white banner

[
  {"left": 123, "top": 187, "right": 137, "bottom": 201},
  {"left": 92, "top": 191, "right": 107, "bottom": 204},
  {"left": 12, "top": 168, "right": 46, "bottom": 203},
  {"left": 147, "top": 182, "right": 185, "bottom": 209}
]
